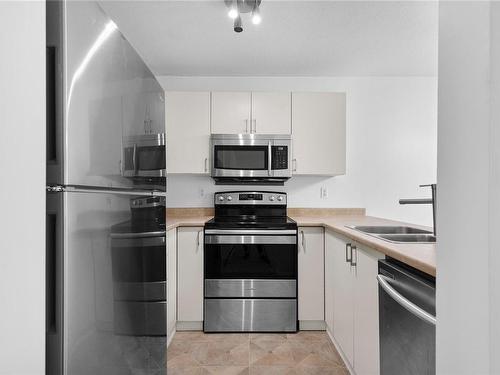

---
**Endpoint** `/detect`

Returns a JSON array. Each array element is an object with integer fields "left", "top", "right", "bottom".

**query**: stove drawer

[
  {"left": 204, "top": 299, "right": 297, "bottom": 332},
  {"left": 205, "top": 279, "right": 296, "bottom": 298}
]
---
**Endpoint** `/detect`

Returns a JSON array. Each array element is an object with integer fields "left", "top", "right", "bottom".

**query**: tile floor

[{"left": 167, "top": 331, "right": 349, "bottom": 374}]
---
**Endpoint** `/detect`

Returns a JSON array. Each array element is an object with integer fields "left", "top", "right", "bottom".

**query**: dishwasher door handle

[{"left": 377, "top": 274, "right": 436, "bottom": 326}]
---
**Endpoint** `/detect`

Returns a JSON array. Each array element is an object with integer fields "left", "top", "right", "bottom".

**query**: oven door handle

[
  {"left": 205, "top": 235, "right": 296, "bottom": 245},
  {"left": 204, "top": 229, "right": 297, "bottom": 235},
  {"left": 377, "top": 274, "right": 436, "bottom": 326}
]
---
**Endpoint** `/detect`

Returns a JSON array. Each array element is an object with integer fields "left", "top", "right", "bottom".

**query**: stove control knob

[
  {"left": 277, "top": 196, "right": 284, "bottom": 202},
  {"left": 218, "top": 196, "right": 225, "bottom": 202},
  {"left": 269, "top": 196, "right": 276, "bottom": 202},
  {"left": 227, "top": 196, "right": 233, "bottom": 201}
]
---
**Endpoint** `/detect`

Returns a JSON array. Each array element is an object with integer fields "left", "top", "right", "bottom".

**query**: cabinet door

[
  {"left": 211, "top": 92, "right": 251, "bottom": 134},
  {"left": 165, "top": 92, "right": 211, "bottom": 174},
  {"left": 353, "top": 245, "right": 382, "bottom": 375},
  {"left": 166, "top": 228, "right": 177, "bottom": 342},
  {"left": 324, "top": 230, "right": 335, "bottom": 336},
  {"left": 251, "top": 92, "right": 291, "bottom": 134},
  {"left": 331, "top": 233, "right": 354, "bottom": 367},
  {"left": 298, "top": 227, "right": 324, "bottom": 322},
  {"left": 177, "top": 227, "right": 204, "bottom": 322},
  {"left": 291, "top": 92, "right": 346, "bottom": 175}
]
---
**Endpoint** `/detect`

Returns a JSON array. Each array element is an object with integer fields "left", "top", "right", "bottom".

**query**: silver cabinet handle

[
  {"left": 196, "top": 230, "right": 202, "bottom": 251},
  {"left": 377, "top": 275, "right": 436, "bottom": 326},
  {"left": 350, "top": 245, "right": 357, "bottom": 267},
  {"left": 245, "top": 119, "right": 249, "bottom": 133},
  {"left": 204, "top": 157, "right": 208, "bottom": 173},
  {"left": 300, "top": 230, "right": 305, "bottom": 252},
  {"left": 292, "top": 158, "right": 297, "bottom": 172},
  {"left": 345, "top": 243, "right": 352, "bottom": 263},
  {"left": 253, "top": 119, "right": 257, "bottom": 133}
]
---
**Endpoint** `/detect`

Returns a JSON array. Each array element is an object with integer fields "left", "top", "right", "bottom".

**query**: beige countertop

[{"left": 165, "top": 208, "right": 436, "bottom": 276}]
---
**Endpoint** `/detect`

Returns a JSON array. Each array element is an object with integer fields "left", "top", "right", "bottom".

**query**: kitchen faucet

[{"left": 399, "top": 184, "right": 437, "bottom": 236}]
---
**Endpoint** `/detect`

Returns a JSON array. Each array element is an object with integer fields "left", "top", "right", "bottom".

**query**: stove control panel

[{"left": 214, "top": 191, "right": 287, "bottom": 205}]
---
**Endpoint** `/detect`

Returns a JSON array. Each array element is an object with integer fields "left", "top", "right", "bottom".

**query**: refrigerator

[{"left": 45, "top": 1, "right": 167, "bottom": 374}]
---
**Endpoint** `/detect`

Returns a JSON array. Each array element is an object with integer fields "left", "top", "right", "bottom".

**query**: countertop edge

[{"left": 165, "top": 215, "right": 436, "bottom": 277}]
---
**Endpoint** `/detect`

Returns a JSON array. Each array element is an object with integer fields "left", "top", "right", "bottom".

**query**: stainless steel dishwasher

[{"left": 378, "top": 259, "right": 436, "bottom": 375}]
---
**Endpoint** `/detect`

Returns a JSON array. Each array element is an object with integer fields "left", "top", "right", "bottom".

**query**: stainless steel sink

[
  {"left": 350, "top": 225, "right": 432, "bottom": 235},
  {"left": 377, "top": 234, "right": 436, "bottom": 243},
  {"left": 346, "top": 225, "right": 435, "bottom": 243}
]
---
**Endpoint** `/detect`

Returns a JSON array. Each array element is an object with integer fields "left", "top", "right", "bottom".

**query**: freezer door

[
  {"left": 47, "top": 189, "right": 166, "bottom": 375},
  {"left": 48, "top": 1, "right": 165, "bottom": 190}
]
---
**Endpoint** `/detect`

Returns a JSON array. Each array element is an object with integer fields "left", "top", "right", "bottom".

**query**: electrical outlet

[{"left": 200, "top": 188, "right": 205, "bottom": 198}]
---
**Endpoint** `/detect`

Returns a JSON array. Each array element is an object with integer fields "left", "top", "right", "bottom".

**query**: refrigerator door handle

[{"left": 46, "top": 184, "right": 166, "bottom": 197}]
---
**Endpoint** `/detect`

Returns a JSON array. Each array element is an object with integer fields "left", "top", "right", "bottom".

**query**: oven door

[
  {"left": 110, "top": 233, "right": 166, "bottom": 301},
  {"left": 204, "top": 229, "right": 297, "bottom": 279}
]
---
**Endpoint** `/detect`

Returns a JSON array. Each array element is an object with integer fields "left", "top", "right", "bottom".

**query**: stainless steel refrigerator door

[
  {"left": 47, "top": 189, "right": 166, "bottom": 375},
  {"left": 47, "top": 0, "right": 165, "bottom": 190}
]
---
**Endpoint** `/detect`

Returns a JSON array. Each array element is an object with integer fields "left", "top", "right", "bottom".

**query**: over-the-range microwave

[
  {"left": 122, "top": 133, "right": 166, "bottom": 178},
  {"left": 210, "top": 134, "right": 292, "bottom": 185}
]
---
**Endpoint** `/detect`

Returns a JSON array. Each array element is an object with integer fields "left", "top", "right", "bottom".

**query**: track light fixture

[{"left": 224, "top": 0, "right": 262, "bottom": 33}]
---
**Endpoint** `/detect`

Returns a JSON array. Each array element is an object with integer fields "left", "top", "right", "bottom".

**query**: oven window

[
  {"left": 205, "top": 242, "right": 297, "bottom": 279},
  {"left": 214, "top": 145, "right": 268, "bottom": 170},
  {"left": 137, "top": 146, "right": 166, "bottom": 170},
  {"left": 111, "top": 241, "right": 166, "bottom": 283}
]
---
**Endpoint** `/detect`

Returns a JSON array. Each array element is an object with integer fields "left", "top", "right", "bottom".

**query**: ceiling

[{"left": 99, "top": 1, "right": 438, "bottom": 77}]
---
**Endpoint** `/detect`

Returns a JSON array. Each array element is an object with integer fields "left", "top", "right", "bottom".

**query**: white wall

[
  {"left": 490, "top": 4, "right": 500, "bottom": 373},
  {"left": 0, "top": 2, "right": 45, "bottom": 375},
  {"left": 436, "top": 2, "right": 499, "bottom": 374},
  {"left": 160, "top": 76, "right": 437, "bottom": 226}
]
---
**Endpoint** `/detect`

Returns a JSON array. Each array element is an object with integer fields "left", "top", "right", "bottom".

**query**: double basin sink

[{"left": 347, "top": 225, "right": 436, "bottom": 243}]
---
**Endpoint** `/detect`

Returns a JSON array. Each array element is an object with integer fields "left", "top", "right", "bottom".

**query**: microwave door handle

[
  {"left": 268, "top": 141, "right": 272, "bottom": 176},
  {"left": 133, "top": 143, "right": 138, "bottom": 173}
]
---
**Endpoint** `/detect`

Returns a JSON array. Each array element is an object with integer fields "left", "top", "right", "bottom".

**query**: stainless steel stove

[{"left": 203, "top": 191, "right": 298, "bottom": 332}]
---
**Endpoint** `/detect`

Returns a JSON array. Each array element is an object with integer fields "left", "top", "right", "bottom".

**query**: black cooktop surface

[{"left": 205, "top": 216, "right": 297, "bottom": 230}]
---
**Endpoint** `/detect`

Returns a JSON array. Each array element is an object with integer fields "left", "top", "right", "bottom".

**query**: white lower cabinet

[
  {"left": 324, "top": 230, "right": 336, "bottom": 337},
  {"left": 166, "top": 228, "right": 177, "bottom": 345},
  {"left": 177, "top": 226, "right": 204, "bottom": 329},
  {"left": 298, "top": 227, "right": 325, "bottom": 329},
  {"left": 326, "top": 230, "right": 382, "bottom": 375},
  {"left": 353, "top": 244, "right": 381, "bottom": 375}
]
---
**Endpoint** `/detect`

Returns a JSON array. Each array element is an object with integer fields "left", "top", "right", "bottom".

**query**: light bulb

[
  {"left": 228, "top": 1, "right": 238, "bottom": 19},
  {"left": 251, "top": 5, "right": 261, "bottom": 25}
]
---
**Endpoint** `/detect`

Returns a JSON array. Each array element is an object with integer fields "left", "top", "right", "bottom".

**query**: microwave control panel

[{"left": 271, "top": 146, "right": 289, "bottom": 170}]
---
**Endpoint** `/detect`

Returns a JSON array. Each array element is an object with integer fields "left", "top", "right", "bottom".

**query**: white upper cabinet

[
  {"left": 165, "top": 91, "right": 211, "bottom": 174},
  {"left": 211, "top": 91, "right": 291, "bottom": 134},
  {"left": 251, "top": 92, "right": 291, "bottom": 134},
  {"left": 211, "top": 92, "right": 252, "bottom": 134},
  {"left": 298, "top": 227, "right": 325, "bottom": 324},
  {"left": 291, "top": 92, "right": 346, "bottom": 175}
]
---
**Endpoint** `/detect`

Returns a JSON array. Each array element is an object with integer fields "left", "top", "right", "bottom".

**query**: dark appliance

[
  {"left": 210, "top": 134, "right": 292, "bottom": 185},
  {"left": 378, "top": 259, "right": 436, "bottom": 375},
  {"left": 110, "top": 196, "right": 166, "bottom": 336},
  {"left": 204, "top": 191, "right": 298, "bottom": 332}
]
